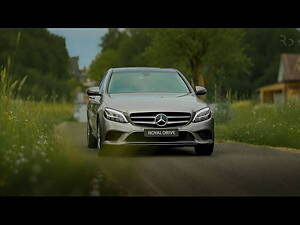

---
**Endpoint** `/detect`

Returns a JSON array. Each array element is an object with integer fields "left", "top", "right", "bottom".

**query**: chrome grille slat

[
  {"left": 130, "top": 112, "right": 191, "bottom": 127},
  {"left": 130, "top": 116, "right": 155, "bottom": 119},
  {"left": 167, "top": 116, "right": 190, "bottom": 119},
  {"left": 167, "top": 120, "right": 190, "bottom": 124},
  {"left": 132, "top": 121, "right": 156, "bottom": 124}
]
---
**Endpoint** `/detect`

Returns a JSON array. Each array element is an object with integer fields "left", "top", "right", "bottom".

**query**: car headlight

[
  {"left": 104, "top": 108, "right": 128, "bottom": 123},
  {"left": 192, "top": 107, "right": 211, "bottom": 123}
]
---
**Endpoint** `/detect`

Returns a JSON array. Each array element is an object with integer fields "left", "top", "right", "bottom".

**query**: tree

[
  {"left": 100, "top": 28, "right": 127, "bottom": 51},
  {"left": 88, "top": 49, "right": 120, "bottom": 81},
  {"left": 117, "top": 28, "right": 153, "bottom": 66},
  {"left": 0, "top": 28, "right": 73, "bottom": 100},
  {"left": 89, "top": 28, "right": 252, "bottom": 100},
  {"left": 89, "top": 28, "right": 153, "bottom": 81},
  {"left": 143, "top": 28, "right": 252, "bottom": 89}
]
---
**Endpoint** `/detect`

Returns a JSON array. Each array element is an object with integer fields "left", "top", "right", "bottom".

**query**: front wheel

[
  {"left": 97, "top": 122, "right": 104, "bottom": 154},
  {"left": 194, "top": 143, "right": 214, "bottom": 156},
  {"left": 87, "top": 122, "right": 97, "bottom": 148}
]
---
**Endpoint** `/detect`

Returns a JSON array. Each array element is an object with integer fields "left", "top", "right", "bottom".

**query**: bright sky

[{"left": 48, "top": 28, "right": 108, "bottom": 69}]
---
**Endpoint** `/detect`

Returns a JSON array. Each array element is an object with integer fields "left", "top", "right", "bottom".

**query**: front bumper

[{"left": 101, "top": 116, "right": 214, "bottom": 147}]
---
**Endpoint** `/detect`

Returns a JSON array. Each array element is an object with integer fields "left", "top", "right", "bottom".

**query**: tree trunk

[
  {"left": 193, "top": 69, "right": 205, "bottom": 87},
  {"left": 193, "top": 69, "right": 206, "bottom": 100}
]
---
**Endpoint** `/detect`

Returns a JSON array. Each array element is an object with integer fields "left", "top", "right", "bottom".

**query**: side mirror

[
  {"left": 195, "top": 86, "right": 207, "bottom": 95},
  {"left": 86, "top": 86, "right": 101, "bottom": 96}
]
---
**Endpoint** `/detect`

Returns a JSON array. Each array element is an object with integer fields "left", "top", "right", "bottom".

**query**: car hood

[{"left": 104, "top": 93, "right": 208, "bottom": 113}]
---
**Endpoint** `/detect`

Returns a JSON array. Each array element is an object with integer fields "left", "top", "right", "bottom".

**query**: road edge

[{"left": 218, "top": 139, "right": 300, "bottom": 154}]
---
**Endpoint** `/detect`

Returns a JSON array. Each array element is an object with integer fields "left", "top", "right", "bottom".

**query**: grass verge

[
  {"left": 215, "top": 100, "right": 300, "bottom": 150},
  {"left": 0, "top": 99, "right": 121, "bottom": 195}
]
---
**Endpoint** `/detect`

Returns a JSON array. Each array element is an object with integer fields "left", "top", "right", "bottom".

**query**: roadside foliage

[
  {"left": 215, "top": 101, "right": 300, "bottom": 149},
  {"left": 0, "top": 67, "right": 119, "bottom": 195}
]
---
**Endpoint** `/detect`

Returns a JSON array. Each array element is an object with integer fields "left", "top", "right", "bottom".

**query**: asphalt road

[{"left": 59, "top": 122, "right": 300, "bottom": 196}]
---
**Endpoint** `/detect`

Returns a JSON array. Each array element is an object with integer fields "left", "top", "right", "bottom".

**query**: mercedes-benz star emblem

[{"left": 154, "top": 113, "right": 168, "bottom": 127}]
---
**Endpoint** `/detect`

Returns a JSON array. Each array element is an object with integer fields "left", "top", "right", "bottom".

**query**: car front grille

[{"left": 129, "top": 112, "right": 192, "bottom": 127}]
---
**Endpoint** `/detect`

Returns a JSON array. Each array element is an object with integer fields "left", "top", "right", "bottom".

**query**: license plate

[{"left": 144, "top": 129, "right": 179, "bottom": 137}]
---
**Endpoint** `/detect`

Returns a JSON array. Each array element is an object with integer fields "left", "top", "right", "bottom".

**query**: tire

[
  {"left": 96, "top": 121, "right": 104, "bottom": 155},
  {"left": 87, "top": 122, "right": 97, "bottom": 148},
  {"left": 194, "top": 143, "right": 214, "bottom": 156}
]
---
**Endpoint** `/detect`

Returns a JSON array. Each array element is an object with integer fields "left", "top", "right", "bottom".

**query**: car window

[{"left": 108, "top": 71, "right": 190, "bottom": 93}]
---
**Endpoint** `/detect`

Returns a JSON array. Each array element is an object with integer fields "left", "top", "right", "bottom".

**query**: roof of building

[{"left": 281, "top": 53, "right": 300, "bottom": 81}]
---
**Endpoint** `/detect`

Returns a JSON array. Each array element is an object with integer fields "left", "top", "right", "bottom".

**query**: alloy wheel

[{"left": 97, "top": 123, "right": 102, "bottom": 151}]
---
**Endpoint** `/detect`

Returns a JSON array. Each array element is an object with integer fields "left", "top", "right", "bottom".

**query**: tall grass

[
  {"left": 0, "top": 67, "right": 119, "bottom": 195},
  {"left": 215, "top": 100, "right": 300, "bottom": 149}
]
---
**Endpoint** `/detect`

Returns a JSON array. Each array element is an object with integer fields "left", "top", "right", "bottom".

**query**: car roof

[{"left": 111, "top": 67, "right": 178, "bottom": 73}]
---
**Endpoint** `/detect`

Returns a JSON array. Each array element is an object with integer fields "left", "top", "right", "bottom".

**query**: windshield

[{"left": 108, "top": 71, "right": 190, "bottom": 94}]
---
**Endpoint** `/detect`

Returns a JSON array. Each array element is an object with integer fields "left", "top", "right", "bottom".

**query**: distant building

[
  {"left": 69, "top": 56, "right": 86, "bottom": 83},
  {"left": 259, "top": 53, "right": 300, "bottom": 103}
]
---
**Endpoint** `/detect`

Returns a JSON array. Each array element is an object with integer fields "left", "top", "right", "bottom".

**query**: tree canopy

[
  {"left": 0, "top": 28, "right": 75, "bottom": 101},
  {"left": 89, "top": 28, "right": 300, "bottom": 101}
]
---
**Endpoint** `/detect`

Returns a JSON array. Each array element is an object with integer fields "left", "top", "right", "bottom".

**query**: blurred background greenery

[
  {"left": 1, "top": 28, "right": 300, "bottom": 102},
  {"left": 88, "top": 28, "right": 300, "bottom": 102},
  {"left": 0, "top": 28, "right": 79, "bottom": 101}
]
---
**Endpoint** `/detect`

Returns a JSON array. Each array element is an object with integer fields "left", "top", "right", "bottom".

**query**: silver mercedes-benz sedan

[{"left": 86, "top": 67, "right": 214, "bottom": 155}]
